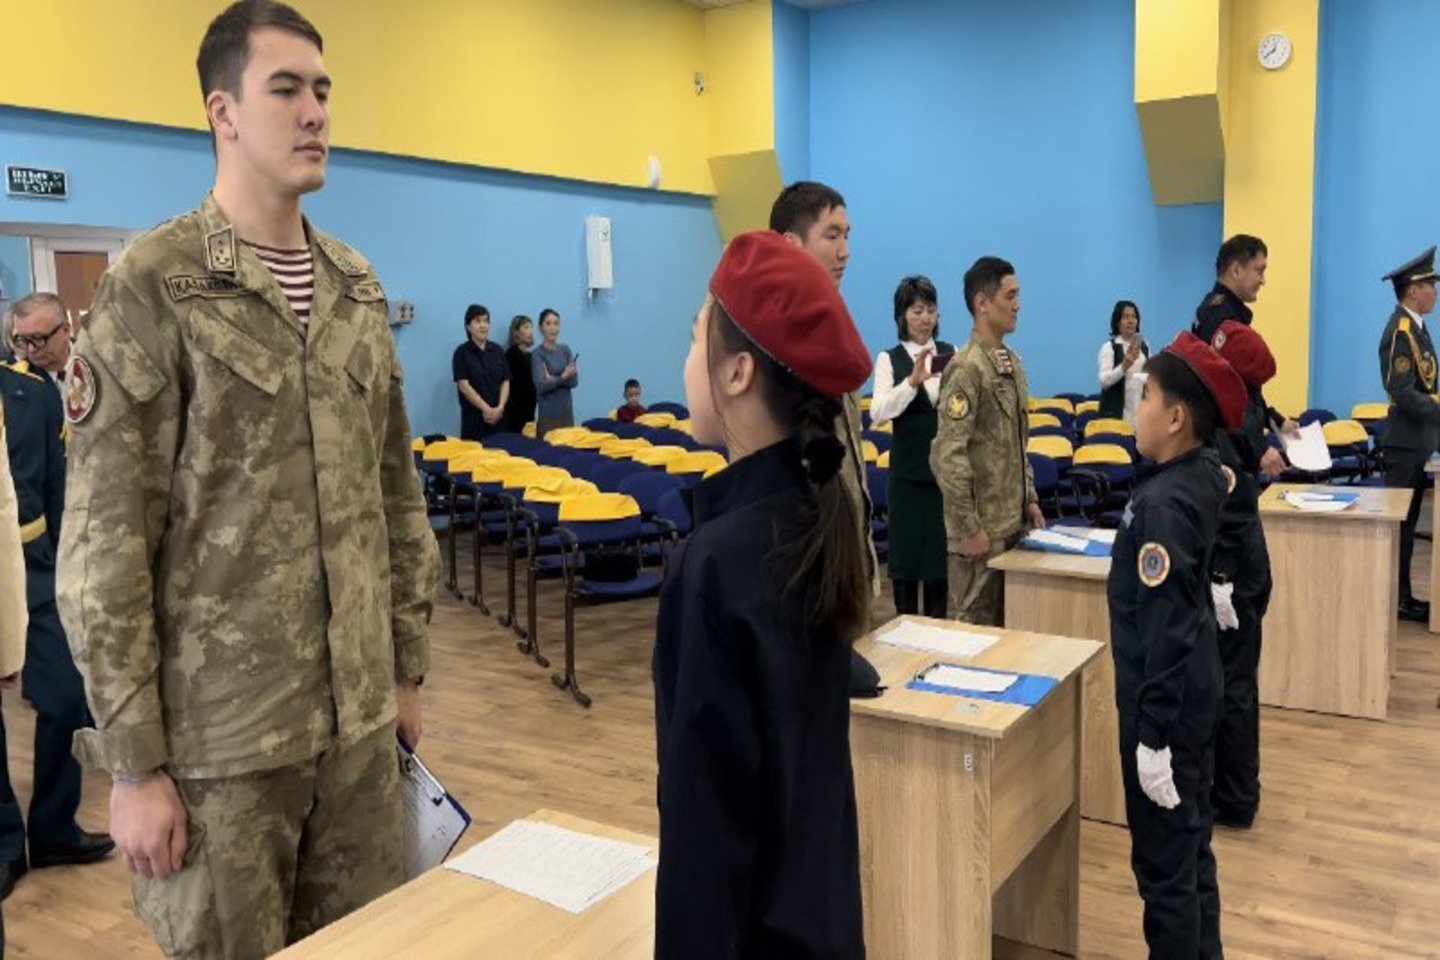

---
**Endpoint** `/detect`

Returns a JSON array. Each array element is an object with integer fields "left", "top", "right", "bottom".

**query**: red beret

[
  {"left": 709, "top": 231, "right": 871, "bottom": 398},
  {"left": 1163, "top": 331, "right": 1248, "bottom": 431},
  {"left": 1210, "top": 320, "right": 1276, "bottom": 388}
]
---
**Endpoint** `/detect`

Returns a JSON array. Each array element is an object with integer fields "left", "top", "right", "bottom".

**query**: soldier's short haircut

[
  {"left": 892, "top": 275, "right": 939, "bottom": 342},
  {"left": 3, "top": 292, "right": 68, "bottom": 352},
  {"left": 1145, "top": 351, "right": 1221, "bottom": 443},
  {"left": 198, "top": 0, "right": 324, "bottom": 101},
  {"left": 769, "top": 182, "right": 846, "bottom": 238},
  {"left": 1215, "top": 234, "right": 1267, "bottom": 277},
  {"left": 963, "top": 256, "right": 1015, "bottom": 318}
]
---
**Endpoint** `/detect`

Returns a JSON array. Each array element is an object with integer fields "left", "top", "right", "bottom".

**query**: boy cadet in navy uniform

[
  {"left": 1109, "top": 332, "right": 1247, "bottom": 960},
  {"left": 1190, "top": 234, "right": 1296, "bottom": 829},
  {"left": 1378, "top": 246, "right": 1440, "bottom": 623}
]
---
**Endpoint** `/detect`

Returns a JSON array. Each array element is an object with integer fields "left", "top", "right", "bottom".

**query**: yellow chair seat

[
  {"left": 871, "top": 420, "right": 893, "bottom": 434},
  {"left": 670, "top": 420, "right": 693, "bottom": 435},
  {"left": 1032, "top": 397, "right": 1075, "bottom": 415},
  {"left": 876, "top": 450, "right": 890, "bottom": 468},
  {"left": 1075, "top": 399, "right": 1100, "bottom": 415},
  {"left": 858, "top": 396, "right": 873, "bottom": 411},
  {"left": 1350, "top": 402, "right": 1389, "bottom": 421},
  {"left": 1322, "top": 419, "right": 1370, "bottom": 446},
  {"left": 522, "top": 422, "right": 537, "bottom": 437},
  {"left": 1083, "top": 417, "right": 1134, "bottom": 438},
  {"left": 633, "top": 445, "right": 690, "bottom": 467},
  {"left": 464, "top": 457, "right": 540, "bottom": 484},
  {"left": 1028, "top": 412, "right": 1062, "bottom": 429},
  {"left": 861, "top": 440, "right": 880, "bottom": 463},
  {"left": 1074, "top": 443, "right": 1130, "bottom": 466},
  {"left": 599, "top": 437, "right": 653, "bottom": 458},
  {"left": 544, "top": 427, "right": 592, "bottom": 446},
  {"left": 635, "top": 412, "right": 678, "bottom": 427},
  {"left": 666, "top": 450, "right": 728, "bottom": 477},
  {"left": 566, "top": 431, "right": 616, "bottom": 450},
  {"left": 1027, "top": 436, "right": 1075, "bottom": 459},
  {"left": 523, "top": 477, "right": 601, "bottom": 503},
  {"left": 447, "top": 449, "right": 512, "bottom": 472},
  {"left": 558, "top": 493, "right": 642, "bottom": 522}
]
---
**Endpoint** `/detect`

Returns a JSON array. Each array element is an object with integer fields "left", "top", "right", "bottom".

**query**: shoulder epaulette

[
  {"left": 0, "top": 359, "right": 44, "bottom": 383},
  {"left": 1399, "top": 316, "right": 1412, "bottom": 334}
]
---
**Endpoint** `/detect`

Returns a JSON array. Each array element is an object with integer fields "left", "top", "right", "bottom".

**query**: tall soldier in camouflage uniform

[
  {"left": 1378, "top": 246, "right": 1440, "bottom": 624},
  {"left": 56, "top": 3, "right": 439, "bottom": 957},
  {"left": 931, "top": 257, "right": 1045, "bottom": 625}
]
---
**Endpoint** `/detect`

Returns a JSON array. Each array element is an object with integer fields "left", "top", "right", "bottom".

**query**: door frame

[{"left": 30, "top": 234, "right": 126, "bottom": 295}]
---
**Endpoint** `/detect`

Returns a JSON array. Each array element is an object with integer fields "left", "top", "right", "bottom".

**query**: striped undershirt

[{"left": 246, "top": 241, "right": 315, "bottom": 321}]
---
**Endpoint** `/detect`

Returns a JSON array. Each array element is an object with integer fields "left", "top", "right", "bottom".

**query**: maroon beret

[
  {"left": 1163, "top": 331, "right": 1248, "bottom": 431},
  {"left": 709, "top": 231, "right": 871, "bottom": 398},
  {"left": 1211, "top": 320, "right": 1276, "bottom": 388}
]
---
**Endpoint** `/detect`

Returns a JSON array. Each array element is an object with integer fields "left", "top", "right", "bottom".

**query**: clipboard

[{"left": 398, "top": 735, "right": 472, "bottom": 879}]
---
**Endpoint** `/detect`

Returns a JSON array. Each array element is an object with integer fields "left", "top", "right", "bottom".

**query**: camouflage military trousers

[
  {"left": 947, "top": 532, "right": 1021, "bottom": 626},
  {"left": 131, "top": 722, "right": 403, "bottom": 960}
]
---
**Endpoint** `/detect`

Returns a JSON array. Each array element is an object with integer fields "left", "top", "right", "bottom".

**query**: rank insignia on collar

[
  {"left": 1138, "top": 542, "right": 1170, "bottom": 587},
  {"left": 63, "top": 355, "right": 97, "bottom": 424}
]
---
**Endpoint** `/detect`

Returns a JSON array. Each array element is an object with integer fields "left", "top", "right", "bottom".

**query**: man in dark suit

[{"left": 1378, "top": 246, "right": 1440, "bottom": 623}]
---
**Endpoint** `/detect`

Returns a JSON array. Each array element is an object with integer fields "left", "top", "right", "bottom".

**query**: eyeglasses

[{"left": 13, "top": 319, "right": 67, "bottom": 351}]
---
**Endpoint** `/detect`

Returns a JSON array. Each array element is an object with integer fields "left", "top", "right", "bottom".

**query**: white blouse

[
  {"left": 1097, "top": 336, "right": 1148, "bottom": 422},
  {"left": 871, "top": 339, "right": 942, "bottom": 425}
]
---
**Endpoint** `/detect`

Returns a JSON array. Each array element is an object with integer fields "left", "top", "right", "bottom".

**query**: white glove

[
  {"left": 1136, "top": 744, "right": 1181, "bottom": 810},
  {"left": 1211, "top": 581, "right": 1238, "bottom": 631}
]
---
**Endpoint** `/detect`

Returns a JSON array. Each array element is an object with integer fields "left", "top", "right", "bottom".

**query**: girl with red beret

[{"left": 652, "top": 231, "right": 872, "bottom": 959}]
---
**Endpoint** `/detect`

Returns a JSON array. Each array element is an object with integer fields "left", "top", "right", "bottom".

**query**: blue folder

[
  {"left": 906, "top": 664, "right": 1059, "bottom": 707},
  {"left": 1019, "top": 529, "right": 1113, "bottom": 557}
]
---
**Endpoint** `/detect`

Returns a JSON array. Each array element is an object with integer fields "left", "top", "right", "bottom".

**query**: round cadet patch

[
  {"left": 1395, "top": 355, "right": 1413, "bottom": 375},
  {"left": 1213, "top": 329, "right": 1227, "bottom": 351},
  {"left": 1221, "top": 464, "right": 1236, "bottom": 494},
  {"left": 1137, "top": 542, "right": 1171, "bottom": 587},
  {"left": 63, "top": 355, "right": 97, "bottom": 425},
  {"left": 946, "top": 394, "right": 969, "bottom": 421}
]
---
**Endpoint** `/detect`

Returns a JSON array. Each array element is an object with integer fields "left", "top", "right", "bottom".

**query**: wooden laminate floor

[{"left": 4, "top": 530, "right": 1438, "bottom": 959}]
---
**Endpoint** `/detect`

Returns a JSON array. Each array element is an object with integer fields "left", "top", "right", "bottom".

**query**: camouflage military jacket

[
  {"left": 58, "top": 194, "right": 439, "bottom": 779},
  {"left": 929, "top": 334, "right": 1037, "bottom": 548}
]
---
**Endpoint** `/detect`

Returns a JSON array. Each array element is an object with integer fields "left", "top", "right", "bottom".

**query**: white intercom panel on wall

[{"left": 586, "top": 215, "right": 613, "bottom": 291}]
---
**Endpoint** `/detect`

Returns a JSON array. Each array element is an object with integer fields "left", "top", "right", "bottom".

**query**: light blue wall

[
  {"left": 0, "top": 236, "right": 30, "bottom": 307},
  {"left": 807, "top": 0, "right": 1223, "bottom": 396},
  {"left": 773, "top": 1, "right": 811, "bottom": 184},
  {"left": 1311, "top": 0, "right": 1440, "bottom": 416},
  {"left": 0, "top": 106, "right": 720, "bottom": 433}
]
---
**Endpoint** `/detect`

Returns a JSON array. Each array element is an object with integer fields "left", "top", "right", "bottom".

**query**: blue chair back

[
  {"left": 646, "top": 427, "right": 693, "bottom": 448},
  {"left": 862, "top": 431, "right": 893, "bottom": 453},
  {"left": 483, "top": 433, "right": 538, "bottom": 454},
  {"left": 1029, "top": 424, "right": 1068, "bottom": 439},
  {"left": 592, "top": 459, "right": 651, "bottom": 491},
  {"left": 656, "top": 488, "right": 693, "bottom": 536},
  {"left": 562, "top": 515, "right": 645, "bottom": 547},
  {"left": 866, "top": 464, "right": 889, "bottom": 513},
  {"left": 607, "top": 423, "right": 648, "bottom": 440},
  {"left": 618, "top": 471, "right": 686, "bottom": 514},
  {"left": 582, "top": 417, "right": 616, "bottom": 431},
  {"left": 1298, "top": 408, "right": 1337, "bottom": 427},
  {"left": 647, "top": 401, "right": 689, "bottom": 418},
  {"left": 1028, "top": 452, "right": 1061, "bottom": 494}
]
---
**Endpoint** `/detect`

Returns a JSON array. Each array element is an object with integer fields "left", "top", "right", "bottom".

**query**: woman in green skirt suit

[{"left": 869, "top": 276, "right": 952, "bottom": 617}]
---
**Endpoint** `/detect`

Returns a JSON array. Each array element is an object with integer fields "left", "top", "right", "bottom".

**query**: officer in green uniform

[
  {"left": 1378, "top": 246, "right": 1440, "bottom": 623},
  {"left": 931, "top": 256, "right": 1045, "bottom": 625},
  {"left": 57, "top": 4, "right": 439, "bottom": 956}
]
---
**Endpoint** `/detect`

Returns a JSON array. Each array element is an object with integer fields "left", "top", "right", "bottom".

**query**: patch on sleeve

[
  {"left": 946, "top": 394, "right": 970, "bottom": 421},
  {"left": 1138, "top": 542, "right": 1171, "bottom": 587},
  {"left": 63, "top": 355, "right": 98, "bottom": 424},
  {"left": 1395, "top": 355, "right": 1413, "bottom": 375},
  {"left": 1213, "top": 329, "right": 1228, "bottom": 350},
  {"left": 1221, "top": 464, "right": 1236, "bottom": 494}
]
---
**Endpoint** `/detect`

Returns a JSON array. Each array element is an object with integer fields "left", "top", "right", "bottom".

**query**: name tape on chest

[{"left": 166, "top": 275, "right": 248, "bottom": 301}]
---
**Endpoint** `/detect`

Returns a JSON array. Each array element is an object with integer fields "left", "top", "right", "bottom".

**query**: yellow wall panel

[
  {"left": 1221, "top": 0, "right": 1320, "bottom": 414},
  {"left": 0, "top": 0, "right": 716, "bottom": 194}
]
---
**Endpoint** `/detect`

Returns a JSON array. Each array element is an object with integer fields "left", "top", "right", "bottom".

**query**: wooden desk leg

[
  {"left": 1430, "top": 474, "right": 1439, "bottom": 634},
  {"left": 853, "top": 715, "right": 994, "bottom": 960}
]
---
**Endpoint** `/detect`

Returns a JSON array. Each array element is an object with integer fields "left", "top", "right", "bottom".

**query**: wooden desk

[
  {"left": 851, "top": 617, "right": 1102, "bottom": 960},
  {"left": 1258, "top": 484, "right": 1410, "bottom": 719},
  {"left": 989, "top": 549, "right": 1125, "bottom": 826},
  {"left": 274, "top": 810, "right": 655, "bottom": 960}
]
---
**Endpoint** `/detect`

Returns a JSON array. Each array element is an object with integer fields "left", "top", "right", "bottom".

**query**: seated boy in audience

[
  {"left": 615, "top": 378, "right": 647, "bottom": 422},
  {"left": 1108, "top": 332, "right": 1246, "bottom": 960}
]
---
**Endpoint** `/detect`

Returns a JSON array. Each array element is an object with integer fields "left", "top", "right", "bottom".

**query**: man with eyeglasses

[
  {"left": 7, "top": 293, "right": 73, "bottom": 393},
  {"left": 0, "top": 294, "right": 114, "bottom": 902}
]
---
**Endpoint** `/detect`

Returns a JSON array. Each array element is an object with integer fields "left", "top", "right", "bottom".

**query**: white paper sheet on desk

[
  {"left": 1279, "top": 491, "right": 1356, "bottom": 513},
  {"left": 1083, "top": 528, "right": 1117, "bottom": 545},
  {"left": 878, "top": 620, "right": 998, "bottom": 660},
  {"left": 445, "top": 819, "right": 656, "bottom": 914},
  {"left": 1025, "top": 529, "right": 1091, "bottom": 552},
  {"left": 1282, "top": 422, "right": 1333, "bottom": 472},
  {"left": 922, "top": 664, "right": 1018, "bottom": 694}
]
